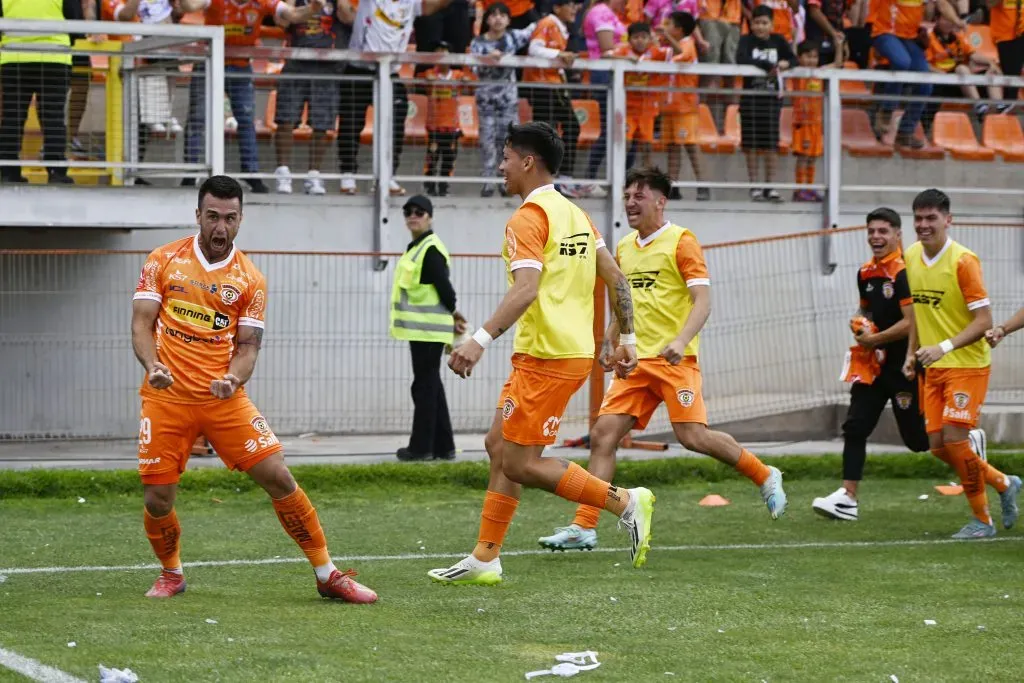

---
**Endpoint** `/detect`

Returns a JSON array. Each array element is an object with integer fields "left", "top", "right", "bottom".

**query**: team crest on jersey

[
  {"left": 251, "top": 416, "right": 270, "bottom": 434},
  {"left": 953, "top": 392, "right": 970, "bottom": 410},
  {"left": 882, "top": 281, "right": 894, "bottom": 299},
  {"left": 676, "top": 388, "right": 695, "bottom": 407},
  {"left": 221, "top": 284, "right": 241, "bottom": 305},
  {"left": 895, "top": 392, "right": 912, "bottom": 410},
  {"left": 502, "top": 397, "right": 516, "bottom": 420}
]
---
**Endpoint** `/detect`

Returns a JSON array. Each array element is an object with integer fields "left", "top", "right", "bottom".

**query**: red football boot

[
  {"left": 316, "top": 569, "right": 378, "bottom": 604},
  {"left": 145, "top": 570, "right": 186, "bottom": 598}
]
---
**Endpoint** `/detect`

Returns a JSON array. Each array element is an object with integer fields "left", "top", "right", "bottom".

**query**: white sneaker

[
  {"left": 389, "top": 178, "right": 406, "bottom": 196},
  {"left": 588, "top": 184, "right": 608, "bottom": 199},
  {"left": 168, "top": 117, "right": 183, "bottom": 135},
  {"left": 304, "top": 170, "right": 326, "bottom": 195},
  {"left": 618, "top": 487, "right": 655, "bottom": 568},
  {"left": 427, "top": 555, "right": 502, "bottom": 585},
  {"left": 812, "top": 487, "right": 859, "bottom": 521},
  {"left": 340, "top": 173, "right": 357, "bottom": 195},
  {"left": 969, "top": 428, "right": 987, "bottom": 462},
  {"left": 760, "top": 466, "right": 788, "bottom": 519},
  {"left": 274, "top": 165, "right": 292, "bottom": 194}
]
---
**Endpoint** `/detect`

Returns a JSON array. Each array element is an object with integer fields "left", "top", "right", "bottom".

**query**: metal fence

[{"left": 4, "top": 223, "right": 1024, "bottom": 440}]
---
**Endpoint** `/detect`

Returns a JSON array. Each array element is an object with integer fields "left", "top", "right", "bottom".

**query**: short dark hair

[
  {"left": 797, "top": 40, "right": 820, "bottom": 57},
  {"left": 912, "top": 188, "right": 951, "bottom": 214},
  {"left": 668, "top": 11, "right": 696, "bottom": 35},
  {"left": 481, "top": 2, "right": 510, "bottom": 25},
  {"left": 752, "top": 5, "right": 773, "bottom": 20},
  {"left": 198, "top": 175, "right": 244, "bottom": 210},
  {"left": 627, "top": 21, "right": 651, "bottom": 37},
  {"left": 625, "top": 166, "right": 672, "bottom": 197},
  {"left": 505, "top": 122, "right": 564, "bottom": 174},
  {"left": 866, "top": 207, "right": 901, "bottom": 229}
]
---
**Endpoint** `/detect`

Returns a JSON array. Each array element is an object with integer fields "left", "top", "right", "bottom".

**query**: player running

[
  {"left": 538, "top": 167, "right": 786, "bottom": 552},
  {"left": 902, "top": 189, "right": 1021, "bottom": 539},
  {"left": 429, "top": 122, "right": 654, "bottom": 585},
  {"left": 131, "top": 175, "right": 377, "bottom": 602}
]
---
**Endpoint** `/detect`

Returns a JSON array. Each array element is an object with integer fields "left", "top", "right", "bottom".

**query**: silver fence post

[
  {"left": 373, "top": 57, "right": 394, "bottom": 270},
  {"left": 825, "top": 74, "right": 841, "bottom": 232},
  {"left": 607, "top": 61, "right": 627, "bottom": 248},
  {"left": 208, "top": 27, "right": 225, "bottom": 176},
  {"left": 124, "top": 56, "right": 138, "bottom": 182}
]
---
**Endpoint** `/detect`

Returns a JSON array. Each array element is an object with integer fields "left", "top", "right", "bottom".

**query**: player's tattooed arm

[
  {"left": 597, "top": 247, "right": 634, "bottom": 334},
  {"left": 229, "top": 325, "right": 263, "bottom": 386}
]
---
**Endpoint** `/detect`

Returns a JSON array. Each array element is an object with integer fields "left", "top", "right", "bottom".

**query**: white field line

[
  {"left": 2, "top": 536, "right": 1022, "bottom": 577},
  {"left": 0, "top": 646, "right": 86, "bottom": 683}
]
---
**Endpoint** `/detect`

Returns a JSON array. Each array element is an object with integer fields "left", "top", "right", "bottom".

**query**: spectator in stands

[
  {"left": 754, "top": 0, "right": 799, "bottom": 47},
  {"left": 523, "top": 0, "right": 583, "bottom": 195},
  {"left": 422, "top": 43, "right": 466, "bottom": 196},
  {"left": 737, "top": 4, "right": 793, "bottom": 202},
  {"left": 413, "top": 0, "right": 473, "bottom": 61},
  {"left": 179, "top": 0, "right": 326, "bottom": 192},
  {"left": 272, "top": 0, "right": 353, "bottom": 195},
  {"left": 844, "top": 0, "right": 872, "bottom": 68},
  {"left": 68, "top": 0, "right": 98, "bottom": 158},
  {"left": 699, "top": 0, "right": 743, "bottom": 64},
  {"left": 990, "top": 0, "right": 1024, "bottom": 104},
  {"left": 481, "top": 0, "right": 538, "bottom": 29},
  {"left": 804, "top": 0, "right": 847, "bottom": 64},
  {"left": 614, "top": 22, "right": 672, "bottom": 170},
  {"left": 581, "top": 0, "right": 627, "bottom": 195},
  {"left": 659, "top": 11, "right": 709, "bottom": 200},
  {"left": 0, "top": 0, "right": 83, "bottom": 184},
  {"left": 867, "top": 0, "right": 964, "bottom": 148},
  {"left": 470, "top": 3, "right": 535, "bottom": 197},
  {"left": 791, "top": 40, "right": 840, "bottom": 202},
  {"left": 922, "top": 15, "right": 1006, "bottom": 132},
  {"left": 335, "top": 0, "right": 456, "bottom": 196}
]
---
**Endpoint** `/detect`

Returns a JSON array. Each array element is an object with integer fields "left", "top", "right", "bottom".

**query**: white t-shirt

[
  {"left": 113, "top": 0, "right": 175, "bottom": 23},
  {"left": 350, "top": 0, "right": 424, "bottom": 54}
]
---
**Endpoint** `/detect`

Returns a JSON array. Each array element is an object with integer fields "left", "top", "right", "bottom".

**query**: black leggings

[
  {"left": 336, "top": 69, "right": 409, "bottom": 175},
  {"left": 842, "top": 372, "right": 930, "bottom": 481},
  {"left": 997, "top": 35, "right": 1024, "bottom": 102},
  {"left": 0, "top": 62, "right": 70, "bottom": 180}
]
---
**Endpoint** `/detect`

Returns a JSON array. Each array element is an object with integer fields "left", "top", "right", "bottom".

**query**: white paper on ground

[
  {"left": 525, "top": 652, "right": 600, "bottom": 679},
  {"left": 99, "top": 665, "right": 140, "bottom": 683}
]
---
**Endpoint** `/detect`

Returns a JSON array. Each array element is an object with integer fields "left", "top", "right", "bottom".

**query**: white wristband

[
  {"left": 472, "top": 328, "right": 493, "bottom": 349},
  {"left": 619, "top": 333, "right": 637, "bottom": 346},
  {"left": 939, "top": 339, "right": 955, "bottom": 355}
]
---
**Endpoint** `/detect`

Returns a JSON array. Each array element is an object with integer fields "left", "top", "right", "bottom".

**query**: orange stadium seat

[
  {"left": 779, "top": 106, "right": 792, "bottom": 154},
  {"left": 884, "top": 111, "right": 945, "bottom": 159},
  {"left": 720, "top": 104, "right": 741, "bottom": 153},
  {"left": 982, "top": 114, "right": 1024, "bottom": 161},
  {"left": 457, "top": 96, "right": 479, "bottom": 145},
  {"left": 572, "top": 100, "right": 601, "bottom": 148},
  {"left": 258, "top": 89, "right": 279, "bottom": 138},
  {"left": 696, "top": 103, "right": 732, "bottom": 153},
  {"left": 931, "top": 111, "right": 995, "bottom": 160},
  {"left": 841, "top": 108, "right": 893, "bottom": 157},
  {"left": 965, "top": 26, "right": 999, "bottom": 65},
  {"left": 359, "top": 96, "right": 428, "bottom": 145}
]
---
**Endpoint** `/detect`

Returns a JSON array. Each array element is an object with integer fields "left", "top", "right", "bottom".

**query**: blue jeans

[
  {"left": 185, "top": 64, "right": 258, "bottom": 172},
  {"left": 586, "top": 69, "right": 610, "bottom": 178},
  {"left": 872, "top": 34, "right": 933, "bottom": 136}
]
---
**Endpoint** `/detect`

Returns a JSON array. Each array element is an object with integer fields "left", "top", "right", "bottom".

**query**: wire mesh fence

[{"left": 3, "top": 223, "right": 1024, "bottom": 440}]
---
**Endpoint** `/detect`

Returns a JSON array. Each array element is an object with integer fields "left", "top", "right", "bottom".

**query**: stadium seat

[
  {"left": 982, "top": 114, "right": 1024, "bottom": 161},
  {"left": 571, "top": 100, "right": 601, "bottom": 148},
  {"left": 841, "top": 108, "right": 893, "bottom": 157},
  {"left": 884, "top": 111, "right": 945, "bottom": 159},
  {"left": 965, "top": 26, "right": 999, "bottom": 65},
  {"left": 720, "top": 104, "right": 741, "bottom": 153},
  {"left": 457, "top": 96, "right": 479, "bottom": 145},
  {"left": 931, "top": 111, "right": 995, "bottom": 160},
  {"left": 359, "top": 97, "right": 427, "bottom": 145},
  {"left": 779, "top": 106, "right": 792, "bottom": 154},
  {"left": 696, "top": 104, "right": 732, "bottom": 153},
  {"left": 258, "top": 89, "right": 279, "bottom": 138}
]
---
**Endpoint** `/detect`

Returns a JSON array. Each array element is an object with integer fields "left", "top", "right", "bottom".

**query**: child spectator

[
  {"left": 754, "top": 0, "right": 799, "bottom": 46},
  {"left": 658, "top": 11, "right": 709, "bottom": 200},
  {"left": 922, "top": 15, "right": 1007, "bottom": 132},
  {"left": 736, "top": 4, "right": 794, "bottom": 202},
  {"left": 790, "top": 40, "right": 840, "bottom": 202},
  {"left": 613, "top": 22, "right": 673, "bottom": 170},
  {"left": 423, "top": 43, "right": 467, "bottom": 197},
  {"left": 470, "top": 3, "right": 535, "bottom": 197}
]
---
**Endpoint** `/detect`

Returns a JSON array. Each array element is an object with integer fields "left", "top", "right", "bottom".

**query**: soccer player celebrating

[
  {"left": 429, "top": 123, "right": 655, "bottom": 585},
  {"left": 131, "top": 176, "right": 377, "bottom": 602},
  {"left": 539, "top": 167, "right": 786, "bottom": 551},
  {"left": 902, "top": 189, "right": 1021, "bottom": 538}
]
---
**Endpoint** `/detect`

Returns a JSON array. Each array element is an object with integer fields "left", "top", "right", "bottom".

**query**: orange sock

[
  {"left": 985, "top": 463, "right": 1010, "bottom": 493},
  {"left": 555, "top": 462, "right": 612, "bottom": 508},
  {"left": 144, "top": 508, "right": 182, "bottom": 571},
  {"left": 473, "top": 490, "right": 519, "bottom": 561},
  {"left": 794, "top": 166, "right": 806, "bottom": 184},
  {"left": 272, "top": 487, "right": 331, "bottom": 567},
  {"left": 806, "top": 164, "right": 816, "bottom": 185},
  {"left": 931, "top": 445, "right": 953, "bottom": 467},
  {"left": 735, "top": 449, "right": 771, "bottom": 486},
  {"left": 572, "top": 503, "right": 602, "bottom": 529},
  {"left": 946, "top": 440, "right": 992, "bottom": 525}
]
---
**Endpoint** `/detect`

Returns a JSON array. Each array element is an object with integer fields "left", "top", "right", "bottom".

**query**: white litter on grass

[
  {"left": 96, "top": 593, "right": 102, "bottom": 596},
  {"left": 1003, "top": 594, "right": 1010, "bottom": 599},
  {"left": 525, "top": 652, "right": 601, "bottom": 679},
  {"left": 889, "top": 675, "right": 899, "bottom": 683},
  {"left": 477, "top": 608, "right": 485, "bottom": 613},
  {"left": 918, "top": 495, "right": 929, "bottom": 500},
  {"left": 77, "top": 498, "right": 85, "bottom": 504},
  {"left": 0, "top": 576, "right": 6, "bottom": 584},
  {"left": 667, "top": 627, "right": 677, "bottom": 631},
  {"left": 99, "top": 664, "right": 139, "bottom": 683},
  {"left": 613, "top": 563, "right": 620, "bottom": 567},
  {"left": 419, "top": 546, "right": 426, "bottom": 551},
  {"left": 227, "top": 638, "right": 234, "bottom": 642},
  {"left": 717, "top": 629, "right": 725, "bottom": 633},
  {"left": 923, "top": 620, "right": 936, "bottom": 626},
  {"left": 67, "top": 642, "right": 76, "bottom": 648},
  {"left": 609, "top": 597, "right": 618, "bottom": 602},
  {"left": 205, "top": 619, "right": 218, "bottom": 625},
  {"left": 665, "top": 673, "right": 675, "bottom": 676},
  {"left": 978, "top": 625, "right": 986, "bottom": 631}
]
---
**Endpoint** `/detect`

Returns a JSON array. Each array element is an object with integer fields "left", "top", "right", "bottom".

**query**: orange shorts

[
  {"left": 660, "top": 111, "right": 700, "bottom": 145},
  {"left": 626, "top": 111, "right": 657, "bottom": 143},
  {"left": 137, "top": 394, "right": 283, "bottom": 485},
  {"left": 792, "top": 123, "right": 823, "bottom": 157},
  {"left": 497, "top": 355, "right": 590, "bottom": 446},
  {"left": 921, "top": 367, "right": 990, "bottom": 433},
  {"left": 599, "top": 357, "right": 707, "bottom": 429}
]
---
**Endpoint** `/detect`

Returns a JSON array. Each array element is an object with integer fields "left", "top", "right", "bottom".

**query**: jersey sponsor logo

[
  {"left": 244, "top": 434, "right": 280, "bottom": 453},
  {"left": 558, "top": 232, "right": 590, "bottom": 258},
  {"left": 542, "top": 415, "right": 561, "bottom": 437},
  {"left": 676, "top": 388, "right": 695, "bottom": 407},
  {"left": 168, "top": 299, "right": 230, "bottom": 331},
  {"left": 882, "top": 281, "right": 894, "bottom": 299},
  {"left": 138, "top": 457, "right": 162, "bottom": 465},
  {"left": 627, "top": 269, "right": 660, "bottom": 290},
  {"left": 221, "top": 284, "right": 241, "bottom": 305},
  {"left": 912, "top": 289, "right": 945, "bottom": 309},
  {"left": 251, "top": 415, "right": 271, "bottom": 434},
  {"left": 169, "top": 285, "right": 187, "bottom": 293},
  {"left": 164, "top": 326, "right": 218, "bottom": 344},
  {"left": 953, "top": 391, "right": 970, "bottom": 410},
  {"left": 944, "top": 406, "right": 972, "bottom": 421},
  {"left": 190, "top": 279, "right": 218, "bottom": 294},
  {"left": 169, "top": 270, "right": 188, "bottom": 281},
  {"left": 502, "top": 397, "right": 516, "bottom": 420},
  {"left": 894, "top": 392, "right": 912, "bottom": 410},
  {"left": 172, "top": 257, "right": 192, "bottom": 265},
  {"left": 865, "top": 283, "right": 874, "bottom": 292}
]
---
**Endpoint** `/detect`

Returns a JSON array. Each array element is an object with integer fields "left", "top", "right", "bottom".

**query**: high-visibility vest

[
  {"left": 389, "top": 233, "right": 456, "bottom": 343},
  {"left": 0, "top": 0, "right": 73, "bottom": 66}
]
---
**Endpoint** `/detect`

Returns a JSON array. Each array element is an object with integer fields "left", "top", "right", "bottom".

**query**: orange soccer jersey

[
  {"left": 426, "top": 68, "right": 465, "bottom": 132},
  {"left": 869, "top": 0, "right": 924, "bottom": 40},
  {"left": 524, "top": 15, "right": 570, "bottom": 84},
  {"left": 203, "top": 0, "right": 281, "bottom": 65},
  {"left": 614, "top": 43, "right": 672, "bottom": 141},
  {"left": 700, "top": 0, "right": 742, "bottom": 24},
  {"left": 755, "top": 0, "right": 796, "bottom": 43},
  {"left": 662, "top": 38, "right": 700, "bottom": 115},
  {"left": 791, "top": 76, "right": 824, "bottom": 157},
  {"left": 990, "top": 0, "right": 1024, "bottom": 44},
  {"left": 134, "top": 235, "right": 268, "bottom": 404},
  {"left": 925, "top": 30, "right": 974, "bottom": 72}
]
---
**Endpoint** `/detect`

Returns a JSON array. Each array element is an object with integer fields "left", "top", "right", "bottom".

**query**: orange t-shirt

[
  {"left": 755, "top": 0, "right": 796, "bottom": 43},
  {"left": 925, "top": 30, "right": 974, "bottom": 72},
  {"left": 791, "top": 77, "right": 824, "bottom": 125},
  {"left": 619, "top": 0, "right": 646, "bottom": 25},
  {"left": 956, "top": 252, "right": 988, "bottom": 306},
  {"left": 663, "top": 38, "right": 700, "bottom": 114},
  {"left": 700, "top": 0, "right": 742, "bottom": 24},
  {"left": 202, "top": 0, "right": 281, "bottom": 66},
  {"left": 524, "top": 15, "right": 569, "bottom": 84},
  {"left": 426, "top": 68, "right": 465, "bottom": 131},
  {"left": 101, "top": 0, "right": 135, "bottom": 40},
  {"left": 481, "top": 0, "right": 534, "bottom": 18},
  {"left": 868, "top": 0, "right": 924, "bottom": 40},
  {"left": 134, "top": 235, "right": 268, "bottom": 404},
  {"left": 672, "top": 231, "right": 710, "bottom": 283},
  {"left": 990, "top": 0, "right": 1024, "bottom": 44},
  {"left": 613, "top": 43, "right": 672, "bottom": 116}
]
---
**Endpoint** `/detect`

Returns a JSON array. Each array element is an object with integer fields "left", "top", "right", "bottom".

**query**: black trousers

[
  {"left": 524, "top": 86, "right": 579, "bottom": 177},
  {"left": 412, "top": 2, "right": 473, "bottom": 67},
  {"left": 0, "top": 62, "right": 70, "bottom": 181},
  {"left": 337, "top": 69, "right": 409, "bottom": 174},
  {"left": 841, "top": 371, "right": 930, "bottom": 481},
  {"left": 424, "top": 130, "right": 459, "bottom": 189},
  {"left": 997, "top": 35, "right": 1024, "bottom": 102},
  {"left": 408, "top": 341, "right": 455, "bottom": 455}
]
